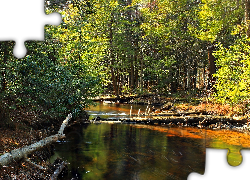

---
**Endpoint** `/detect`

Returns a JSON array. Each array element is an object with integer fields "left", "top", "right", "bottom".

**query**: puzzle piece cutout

[
  {"left": 188, "top": 148, "right": 250, "bottom": 180},
  {"left": 204, "top": 126, "right": 250, "bottom": 167},
  {"left": 0, "top": 0, "right": 61, "bottom": 58}
]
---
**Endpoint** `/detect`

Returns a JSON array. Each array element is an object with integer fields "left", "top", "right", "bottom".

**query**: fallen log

[
  {"left": 0, "top": 113, "right": 72, "bottom": 167},
  {"left": 151, "top": 111, "right": 205, "bottom": 116}
]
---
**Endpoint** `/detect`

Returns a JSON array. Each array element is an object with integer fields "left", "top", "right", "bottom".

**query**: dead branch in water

[
  {"left": 50, "top": 161, "right": 68, "bottom": 180},
  {"left": 0, "top": 113, "right": 72, "bottom": 167}
]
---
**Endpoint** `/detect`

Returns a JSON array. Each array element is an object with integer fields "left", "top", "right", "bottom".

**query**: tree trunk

[
  {"left": 186, "top": 61, "right": 191, "bottom": 90},
  {"left": 135, "top": 68, "right": 138, "bottom": 89},
  {"left": 245, "top": 0, "right": 250, "bottom": 38},
  {"left": 134, "top": 41, "right": 139, "bottom": 91},
  {"left": 140, "top": 53, "right": 143, "bottom": 91},
  {"left": 192, "top": 60, "right": 198, "bottom": 89},
  {"left": 130, "top": 60, "right": 134, "bottom": 91},
  {"left": 111, "top": 67, "right": 119, "bottom": 98},
  {"left": 116, "top": 69, "right": 120, "bottom": 97},
  {"left": 109, "top": 12, "right": 119, "bottom": 98},
  {"left": 170, "top": 68, "right": 177, "bottom": 93},
  {"left": 1, "top": 42, "right": 8, "bottom": 92},
  {"left": 207, "top": 45, "right": 216, "bottom": 90}
]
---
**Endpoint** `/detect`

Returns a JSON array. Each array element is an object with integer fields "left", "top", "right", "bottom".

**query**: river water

[
  {"left": 86, "top": 102, "right": 157, "bottom": 120},
  {"left": 50, "top": 103, "right": 250, "bottom": 179}
]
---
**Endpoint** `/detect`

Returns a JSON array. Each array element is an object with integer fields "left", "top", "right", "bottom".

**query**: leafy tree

[
  {"left": 135, "top": 0, "right": 206, "bottom": 93},
  {"left": 213, "top": 38, "right": 250, "bottom": 106},
  {"left": 0, "top": 1, "right": 103, "bottom": 120},
  {"left": 190, "top": 0, "right": 245, "bottom": 91},
  {"left": 202, "top": 0, "right": 250, "bottom": 106}
]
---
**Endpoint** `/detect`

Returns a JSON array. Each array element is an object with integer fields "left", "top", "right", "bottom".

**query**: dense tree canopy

[{"left": 1, "top": 0, "right": 250, "bottom": 120}]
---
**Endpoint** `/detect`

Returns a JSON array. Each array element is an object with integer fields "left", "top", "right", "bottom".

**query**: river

[
  {"left": 86, "top": 102, "right": 158, "bottom": 120},
  {"left": 50, "top": 103, "right": 250, "bottom": 179}
]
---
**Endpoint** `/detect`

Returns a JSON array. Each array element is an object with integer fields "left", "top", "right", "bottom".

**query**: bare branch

[{"left": 0, "top": 113, "right": 72, "bottom": 167}]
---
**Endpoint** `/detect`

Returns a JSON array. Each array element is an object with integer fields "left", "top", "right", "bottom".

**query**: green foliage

[
  {"left": 0, "top": 3, "right": 103, "bottom": 119},
  {"left": 15, "top": 52, "right": 101, "bottom": 118},
  {"left": 193, "top": 0, "right": 244, "bottom": 44},
  {"left": 1, "top": 0, "right": 250, "bottom": 120},
  {"left": 214, "top": 38, "right": 250, "bottom": 105}
]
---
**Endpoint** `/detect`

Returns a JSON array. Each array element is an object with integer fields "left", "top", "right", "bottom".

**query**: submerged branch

[{"left": 50, "top": 161, "right": 68, "bottom": 180}]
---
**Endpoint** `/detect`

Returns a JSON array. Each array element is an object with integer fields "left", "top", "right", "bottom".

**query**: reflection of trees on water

[{"left": 53, "top": 124, "right": 206, "bottom": 179}]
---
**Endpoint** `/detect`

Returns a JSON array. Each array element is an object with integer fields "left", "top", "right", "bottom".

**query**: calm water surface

[
  {"left": 50, "top": 103, "right": 248, "bottom": 179},
  {"left": 51, "top": 124, "right": 205, "bottom": 180}
]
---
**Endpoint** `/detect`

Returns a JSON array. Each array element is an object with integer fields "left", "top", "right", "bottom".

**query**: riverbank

[
  {"left": 0, "top": 106, "right": 88, "bottom": 179},
  {"left": 90, "top": 115, "right": 249, "bottom": 132},
  {"left": 89, "top": 94, "right": 249, "bottom": 131},
  {"left": 93, "top": 93, "right": 249, "bottom": 117},
  {"left": 0, "top": 94, "right": 249, "bottom": 178}
]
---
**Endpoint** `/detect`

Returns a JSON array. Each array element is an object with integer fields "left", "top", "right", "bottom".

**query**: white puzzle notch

[
  {"left": 188, "top": 148, "right": 250, "bottom": 180},
  {"left": 0, "top": 0, "right": 61, "bottom": 58}
]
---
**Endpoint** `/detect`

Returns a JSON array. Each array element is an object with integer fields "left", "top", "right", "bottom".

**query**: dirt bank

[{"left": 0, "top": 106, "right": 88, "bottom": 179}]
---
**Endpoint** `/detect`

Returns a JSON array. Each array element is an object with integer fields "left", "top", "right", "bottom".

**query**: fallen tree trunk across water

[{"left": 0, "top": 113, "right": 72, "bottom": 167}]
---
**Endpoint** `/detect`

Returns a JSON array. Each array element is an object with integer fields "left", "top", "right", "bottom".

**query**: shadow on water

[
  {"left": 50, "top": 103, "right": 248, "bottom": 179},
  {"left": 51, "top": 124, "right": 206, "bottom": 180}
]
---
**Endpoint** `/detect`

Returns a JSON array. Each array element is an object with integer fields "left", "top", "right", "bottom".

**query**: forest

[
  {"left": 1, "top": 0, "right": 250, "bottom": 123},
  {"left": 1, "top": 0, "right": 250, "bottom": 178}
]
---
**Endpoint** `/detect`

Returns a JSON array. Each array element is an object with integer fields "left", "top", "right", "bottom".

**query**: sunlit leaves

[
  {"left": 0, "top": 2, "right": 104, "bottom": 119},
  {"left": 2, "top": 0, "right": 249, "bottom": 115},
  {"left": 196, "top": 0, "right": 244, "bottom": 43},
  {"left": 214, "top": 39, "right": 250, "bottom": 105}
]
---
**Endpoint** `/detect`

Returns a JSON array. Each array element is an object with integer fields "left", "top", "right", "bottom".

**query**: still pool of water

[
  {"left": 50, "top": 103, "right": 249, "bottom": 179},
  {"left": 51, "top": 124, "right": 206, "bottom": 180}
]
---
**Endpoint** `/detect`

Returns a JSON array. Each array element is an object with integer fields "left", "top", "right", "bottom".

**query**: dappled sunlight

[{"left": 1, "top": 0, "right": 250, "bottom": 178}]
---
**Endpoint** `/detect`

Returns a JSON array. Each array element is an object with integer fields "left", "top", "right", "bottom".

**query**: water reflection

[
  {"left": 50, "top": 103, "right": 250, "bottom": 179},
  {"left": 51, "top": 124, "right": 205, "bottom": 180}
]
